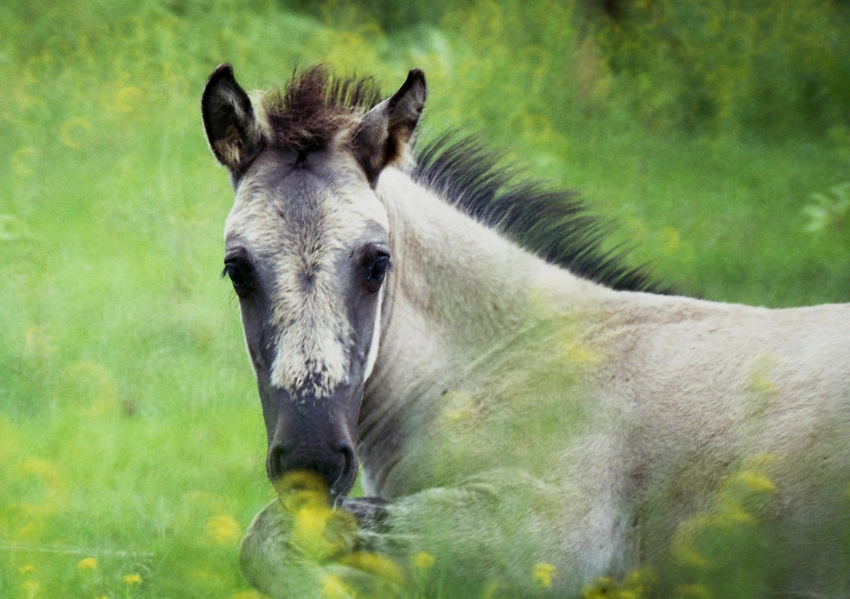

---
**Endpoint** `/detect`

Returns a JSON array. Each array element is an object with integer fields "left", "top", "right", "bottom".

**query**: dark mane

[
  {"left": 262, "top": 66, "right": 383, "bottom": 152},
  {"left": 261, "top": 67, "right": 667, "bottom": 293},
  {"left": 413, "top": 135, "right": 671, "bottom": 294}
]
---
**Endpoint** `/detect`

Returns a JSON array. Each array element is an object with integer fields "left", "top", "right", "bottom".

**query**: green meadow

[{"left": 1, "top": 0, "right": 849, "bottom": 597}]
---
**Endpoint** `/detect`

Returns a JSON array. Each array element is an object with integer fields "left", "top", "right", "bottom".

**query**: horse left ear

[
  {"left": 353, "top": 68, "right": 426, "bottom": 186},
  {"left": 202, "top": 63, "right": 264, "bottom": 176}
]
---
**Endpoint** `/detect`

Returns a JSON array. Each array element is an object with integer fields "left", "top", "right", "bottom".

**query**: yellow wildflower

[
  {"left": 19, "top": 565, "right": 35, "bottom": 575},
  {"left": 533, "top": 562, "right": 557, "bottom": 589},
  {"left": 277, "top": 470, "right": 329, "bottom": 501},
  {"left": 583, "top": 576, "right": 618, "bottom": 599},
  {"left": 673, "top": 541, "right": 709, "bottom": 568},
  {"left": 340, "top": 551, "right": 405, "bottom": 585},
  {"left": 123, "top": 573, "right": 143, "bottom": 585},
  {"left": 719, "top": 501, "right": 756, "bottom": 524},
  {"left": 412, "top": 550, "right": 435, "bottom": 571},
  {"left": 320, "top": 574, "right": 352, "bottom": 599},
  {"left": 581, "top": 567, "right": 656, "bottom": 598},
  {"left": 205, "top": 514, "right": 242, "bottom": 546},
  {"left": 624, "top": 566, "right": 658, "bottom": 596},
  {"left": 737, "top": 470, "right": 776, "bottom": 494},
  {"left": 291, "top": 505, "right": 337, "bottom": 559},
  {"left": 77, "top": 557, "right": 97, "bottom": 571},
  {"left": 671, "top": 516, "right": 711, "bottom": 568}
]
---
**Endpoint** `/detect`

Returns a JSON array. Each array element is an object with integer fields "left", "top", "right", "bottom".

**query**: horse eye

[
  {"left": 365, "top": 254, "right": 391, "bottom": 291},
  {"left": 223, "top": 260, "right": 254, "bottom": 296}
]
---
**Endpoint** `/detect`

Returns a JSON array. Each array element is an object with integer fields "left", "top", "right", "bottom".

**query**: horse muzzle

[{"left": 265, "top": 384, "right": 361, "bottom": 505}]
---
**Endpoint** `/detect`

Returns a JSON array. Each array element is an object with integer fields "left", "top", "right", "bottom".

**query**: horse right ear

[
  {"left": 353, "top": 68, "right": 426, "bottom": 187},
  {"left": 202, "top": 64, "right": 263, "bottom": 174}
]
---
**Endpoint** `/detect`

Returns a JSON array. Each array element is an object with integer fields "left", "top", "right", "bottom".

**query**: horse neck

[{"left": 357, "top": 166, "right": 608, "bottom": 494}]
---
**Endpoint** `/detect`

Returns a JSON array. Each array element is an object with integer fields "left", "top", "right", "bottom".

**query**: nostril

[
  {"left": 267, "top": 443, "right": 289, "bottom": 482},
  {"left": 330, "top": 442, "right": 357, "bottom": 501}
]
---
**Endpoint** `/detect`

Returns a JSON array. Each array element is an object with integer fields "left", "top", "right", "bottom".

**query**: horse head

[{"left": 201, "top": 64, "right": 426, "bottom": 503}]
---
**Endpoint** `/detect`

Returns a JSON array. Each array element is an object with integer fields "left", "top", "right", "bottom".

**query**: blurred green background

[{"left": 1, "top": 0, "right": 849, "bottom": 596}]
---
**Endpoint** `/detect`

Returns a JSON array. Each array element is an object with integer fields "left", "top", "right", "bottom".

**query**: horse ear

[
  {"left": 353, "top": 68, "right": 426, "bottom": 186},
  {"left": 202, "top": 63, "right": 263, "bottom": 174}
]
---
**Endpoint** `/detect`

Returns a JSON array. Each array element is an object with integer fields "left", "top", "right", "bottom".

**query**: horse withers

[{"left": 202, "top": 64, "right": 850, "bottom": 598}]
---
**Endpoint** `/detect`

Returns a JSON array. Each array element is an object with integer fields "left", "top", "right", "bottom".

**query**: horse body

[
  {"left": 202, "top": 65, "right": 850, "bottom": 597},
  {"left": 362, "top": 165, "right": 850, "bottom": 593}
]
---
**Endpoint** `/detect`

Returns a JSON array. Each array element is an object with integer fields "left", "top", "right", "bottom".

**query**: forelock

[{"left": 259, "top": 65, "right": 383, "bottom": 153}]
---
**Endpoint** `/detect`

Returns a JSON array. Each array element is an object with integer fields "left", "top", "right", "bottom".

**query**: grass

[{"left": 0, "top": 0, "right": 848, "bottom": 596}]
